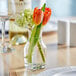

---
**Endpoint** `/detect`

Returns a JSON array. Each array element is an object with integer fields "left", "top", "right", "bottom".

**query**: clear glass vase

[{"left": 24, "top": 29, "right": 46, "bottom": 70}]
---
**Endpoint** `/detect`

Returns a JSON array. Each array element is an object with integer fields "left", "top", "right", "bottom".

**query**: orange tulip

[
  {"left": 33, "top": 7, "right": 43, "bottom": 25},
  {"left": 42, "top": 7, "right": 52, "bottom": 25}
]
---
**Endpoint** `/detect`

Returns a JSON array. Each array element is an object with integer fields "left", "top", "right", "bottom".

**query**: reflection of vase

[{"left": 24, "top": 29, "right": 46, "bottom": 70}]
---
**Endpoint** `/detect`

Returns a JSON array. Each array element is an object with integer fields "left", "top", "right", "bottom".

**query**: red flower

[
  {"left": 33, "top": 7, "right": 52, "bottom": 26},
  {"left": 42, "top": 7, "right": 52, "bottom": 25},
  {"left": 33, "top": 7, "right": 43, "bottom": 25}
]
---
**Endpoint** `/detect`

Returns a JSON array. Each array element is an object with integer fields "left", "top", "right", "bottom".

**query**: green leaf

[{"left": 41, "top": 3, "right": 46, "bottom": 12}]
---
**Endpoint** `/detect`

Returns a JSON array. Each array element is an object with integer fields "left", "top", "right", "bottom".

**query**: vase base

[{"left": 25, "top": 63, "right": 46, "bottom": 71}]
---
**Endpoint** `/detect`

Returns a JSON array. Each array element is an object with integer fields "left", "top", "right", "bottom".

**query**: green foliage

[{"left": 16, "top": 9, "right": 33, "bottom": 28}]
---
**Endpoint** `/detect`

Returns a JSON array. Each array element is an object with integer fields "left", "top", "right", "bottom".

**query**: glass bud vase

[{"left": 24, "top": 29, "right": 47, "bottom": 70}]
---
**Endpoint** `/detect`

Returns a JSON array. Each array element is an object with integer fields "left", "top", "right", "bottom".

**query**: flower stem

[
  {"left": 37, "top": 41, "right": 45, "bottom": 63},
  {"left": 27, "top": 24, "right": 42, "bottom": 63}
]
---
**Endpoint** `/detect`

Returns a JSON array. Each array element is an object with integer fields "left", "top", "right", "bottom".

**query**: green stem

[
  {"left": 27, "top": 46, "right": 33, "bottom": 63},
  {"left": 27, "top": 24, "right": 42, "bottom": 63},
  {"left": 37, "top": 41, "right": 45, "bottom": 63},
  {"left": 27, "top": 26, "right": 37, "bottom": 63}
]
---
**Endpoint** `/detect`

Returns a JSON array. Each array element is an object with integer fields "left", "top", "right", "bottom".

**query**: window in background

[
  {"left": 46, "top": 0, "right": 71, "bottom": 18},
  {"left": 32, "top": 0, "right": 76, "bottom": 18},
  {"left": 46, "top": 0, "right": 76, "bottom": 18}
]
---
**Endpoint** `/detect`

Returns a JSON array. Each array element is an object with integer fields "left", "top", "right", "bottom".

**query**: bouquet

[{"left": 16, "top": 4, "right": 52, "bottom": 67}]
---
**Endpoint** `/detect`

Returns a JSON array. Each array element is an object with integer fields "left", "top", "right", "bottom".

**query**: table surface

[{"left": 1, "top": 32, "right": 76, "bottom": 76}]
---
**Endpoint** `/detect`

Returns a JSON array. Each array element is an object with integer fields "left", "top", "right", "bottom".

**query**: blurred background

[
  {"left": 45, "top": 0, "right": 76, "bottom": 17},
  {"left": 32, "top": 0, "right": 76, "bottom": 32},
  {"left": 0, "top": 0, "right": 76, "bottom": 34}
]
